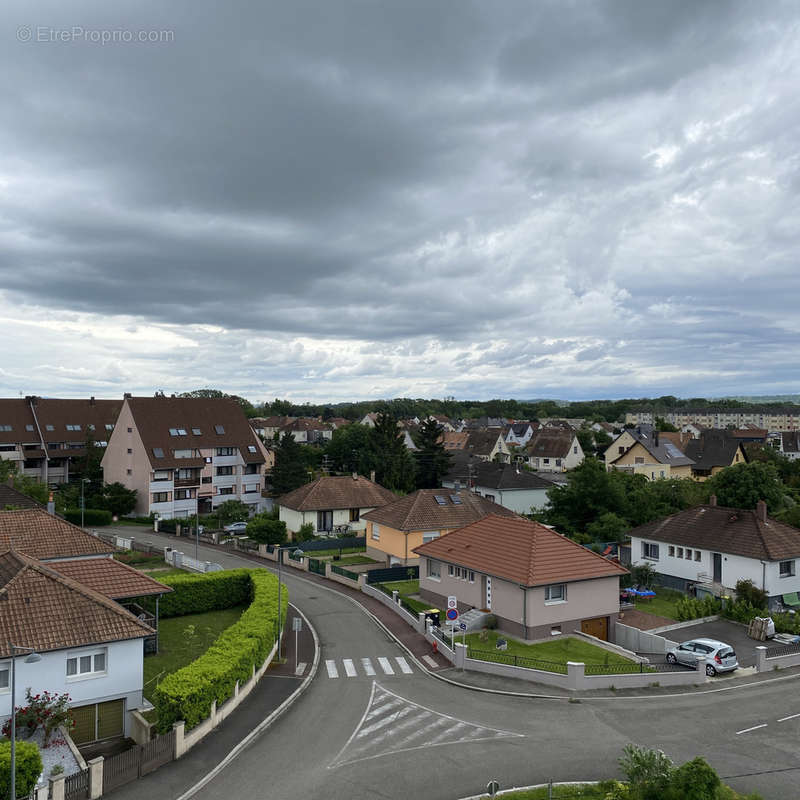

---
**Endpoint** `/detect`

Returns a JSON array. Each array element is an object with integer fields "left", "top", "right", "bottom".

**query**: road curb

[
  {"left": 458, "top": 780, "right": 601, "bottom": 799},
  {"left": 173, "top": 602, "right": 320, "bottom": 800}
]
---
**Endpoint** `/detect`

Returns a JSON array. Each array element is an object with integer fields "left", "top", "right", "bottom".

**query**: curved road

[{"left": 116, "top": 529, "right": 800, "bottom": 799}]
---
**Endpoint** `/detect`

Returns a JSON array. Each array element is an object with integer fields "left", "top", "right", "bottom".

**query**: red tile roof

[
  {"left": 0, "top": 509, "right": 114, "bottom": 560},
  {"left": 0, "top": 550, "right": 153, "bottom": 658},
  {"left": 277, "top": 475, "right": 397, "bottom": 511},
  {"left": 413, "top": 514, "right": 628, "bottom": 586},
  {"left": 49, "top": 557, "right": 173, "bottom": 600}
]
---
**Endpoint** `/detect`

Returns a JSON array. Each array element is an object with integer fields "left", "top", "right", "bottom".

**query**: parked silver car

[
  {"left": 666, "top": 638, "right": 738, "bottom": 676},
  {"left": 223, "top": 521, "right": 248, "bottom": 533}
]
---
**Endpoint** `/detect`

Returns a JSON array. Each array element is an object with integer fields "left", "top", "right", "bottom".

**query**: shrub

[
  {"left": 63, "top": 508, "right": 113, "bottom": 526},
  {"left": 1, "top": 689, "right": 73, "bottom": 747},
  {"left": 631, "top": 563, "right": 657, "bottom": 589},
  {"left": 137, "top": 569, "right": 254, "bottom": 618},
  {"left": 152, "top": 570, "right": 287, "bottom": 732},
  {"left": 246, "top": 515, "right": 287, "bottom": 545},
  {"left": 483, "top": 614, "right": 497, "bottom": 630},
  {"left": 0, "top": 740, "right": 42, "bottom": 800},
  {"left": 295, "top": 522, "right": 315, "bottom": 542},
  {"left": 676, "top": 595, "right": 721, "bottom": 621},
  {"left": 734, "top": 579, "right": 768, "bottom": 609}
]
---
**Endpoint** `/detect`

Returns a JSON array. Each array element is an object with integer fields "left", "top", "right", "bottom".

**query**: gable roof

[
  {"left": 608, "top": 430, "right": 694, "bottom": 468},
  {"left": 0, "top": 550, "right": 153, "bottom": 658},
  {"left": 125, "top": 396, "right": 266, "bottom": 468},
  {"left": 0, "top": 509, "right": 114, "bottom": 560},
  {"left": 627, "top": 503, "right": 800, "bottom": 561},
  {"left": 277, "top": 475, "right": 397, "bottom": 511},
  {"left": 525, "top": 429, "right": 574, "bottom": 459},
  {"left": 0, "top": 483, "right": 44, "bottom": 510},
  {"left": 444, "top": 457, "right": 554, "bottom": 491},
  {"left": 440, "top": 431, "right": 469, "bottom": 450},
  {"left": 413, "top": 514, "right": 627, "bottom": 587},
  {"left": 684, "top": 430, "right": 746, "bottom": 470},
  {"left": 49, "top": 557, "right": 173, "bottom": 600},
  {"left": 465, "top": 430, "right": 504, "bottom": 456},
  {"left": 362, "top": 489, "right": 517, "bottom": 531}
]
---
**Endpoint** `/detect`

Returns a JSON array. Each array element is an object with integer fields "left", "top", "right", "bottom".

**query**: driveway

[{"left": 658, "top": 619, "right": 761, "bottom": 667}]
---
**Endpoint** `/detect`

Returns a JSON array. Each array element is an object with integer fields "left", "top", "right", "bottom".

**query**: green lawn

[
  {"left": 143, "top": 606, "right": 246, "bottom": 697},
  {"left": 296, "top": 546, "right": 366, "bottom": 558},
  {"left": 379, "top": 579, "right": 419, "bottom": 594},
  {"left": 333, "top": 555, "right": 379, "bottom": 566},
  {"left": 465, "top": 632, "right": 640, "bottom": 674},
  {"left": 634, "top": 587, "right": 685, "bottom": 620},
  {"left": 477, "top": 785, "right": 603, "bottom": 799}
]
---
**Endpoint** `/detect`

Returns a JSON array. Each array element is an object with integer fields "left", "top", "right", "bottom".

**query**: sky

[{"left": 2, "top": 1, "right": 800, "bottom": 404}]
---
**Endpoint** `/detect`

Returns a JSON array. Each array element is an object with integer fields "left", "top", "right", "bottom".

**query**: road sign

[
  {"left": 292, "top": 617, "right": 302, "bottom": 632},
  {"left": 446, "top": 607, "right": 459, "bottom": 622},
  {"left": 447, "top": 595, "right": 457, "bottom": 610},
  {"left": 459, "top": 622, "right": 467, "bottom": 631}
]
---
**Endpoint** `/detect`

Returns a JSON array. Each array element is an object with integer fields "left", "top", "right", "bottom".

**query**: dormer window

[{"left": 66, "top": 424, "right": 81, "bottom": 431}]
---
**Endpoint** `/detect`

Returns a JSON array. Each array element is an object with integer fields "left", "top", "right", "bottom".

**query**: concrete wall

[
  {"left": 756, "top": 645, "right": 800, "bottom": 672},
  {"left": 614, "top": 621, "right": 678, "bottom": 654}
]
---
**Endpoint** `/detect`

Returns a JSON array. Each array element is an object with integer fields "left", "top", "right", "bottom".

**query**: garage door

[
  {"left": 581, "top": 616, "right": 609, "bottom": 641},
  {"left": 70, "top": 700, "right": 125, "bottom": 744}
]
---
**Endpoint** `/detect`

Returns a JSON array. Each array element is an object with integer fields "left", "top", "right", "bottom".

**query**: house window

[
  {"left": 126, "top": 469, "right": 132, "bottom": 475},
  {"left": 105, "top": 424, "right": 114, "bottom": 431},
  {"left": 448, "top": 565, "right": 455, "bottom": 577},
  {"left": 573, "top": 445, "right": 578, "bottom": 454},
  {"left": 25, "top": 424, "right": 33, "bottom": 432},
  {"left": 455, "top": 567, "right": 462, "bottom": 578},
  {"left": 0, "top": 662, "right": 8, "bottom": 691},
  {"left": 371, "top": 523, "right": 380, "bottom": 541},
  {"left": 66, "top": 649, "right": 107, "bottom": 679},
  {"left": 668, "top": 546, "right": 675, "bottom": 557},
  {"left": 422, "top": 531, "right": 440, "bottom": 543},
  {"left": 485, "top": 494, "right": 495, "bottom": 502},
  {"left": 618, "top": 446, "right": 625, "bottom": 454},
  {"left": 151, "top": 492, "right": 170, "bottom": 503},
  {"left": 152, "top": 448, "right": 164, "bottom": 459},
  {"left": 66, "top": 424, "right": 81, "bottom": 431},
  {"left": 468, "top": 571, "right": 475, "bottom": 583},
  {"left": 543, "top": 458, "right": 550, "bottom": 464},
  {"left": 127, "top": 427, "right": 132, "bottom": 433},
  {"left": 317, "top": 510, "right": 333, "bottom": 532},
  {"left": 218, "top": 487, "right": 234, "bottom": 495},
  {"left": 634, "top": 456, "right": 645, "bottom": 464},
  {"left": 216, "top": 466, "right": 234, "bottom": 476},
  {"left": 216, "top": 447, "right": 236, "bottom": 456},
  {"left": 427, "top": 559, "right": 441, "bottom": 579},
  {"left": 677, "top": 547, "right": 683, "bottom": 559},
  {"left": 555, "top": 459, "right": 562, "bottom": 467},
  {"left": 780, "top": 560, "right": 796, "bottom": 578},
  {"left": 685, "top": 549, "right": 692, "bottom": 560},
  {"left": 174, "top": 489, "right": 196, "bottom": 500},
  {"left": 695, "top": 551, "right": 702, "bottom": 562},
  {"left": 641, "top": 542, "right": 659, "bottom": 560},
  {"left": 127, "top": 448, "right": 132, "bottom": 454},
  {"left": 350, "top": 508, "right": 360, "bottom": 522},
  {"left": 248, "top": 445, "right": 257, "bottom": 453},
  {"left": 545, "top": 584, "right": 567, "bottom": 603}
]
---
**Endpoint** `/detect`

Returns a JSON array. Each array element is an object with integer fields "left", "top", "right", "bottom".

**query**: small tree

[
  {"left": 0, "top": 740, "right": 43, "bottom": 799},
  {"left": 618, "top": 744, "right": 674, "bottom": 800},
  {"left": 734, "top": 578, "right": 768, "bottom": 609},
  {"left": 295, "top": 522, "right": 315, "bottom": 542},
  {"left": 215, "top": 500, "right": 250, "bottom": 525},
  {"left": 631, "top": 562, "right": 657, "bottom": 589},
  {"left": 246, "top": 515, "right": 287, "bottom": 545}
]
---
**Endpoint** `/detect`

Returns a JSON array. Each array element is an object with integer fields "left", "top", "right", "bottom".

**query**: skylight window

[
  {"left": 45, "top": 425, "right": 54, "bottom": 431},
  {"left": 450, "top": 495, "right": 462, "bottom": 505},
  {"left": 433, "top": 495, "right": 447, "bottom": 505},
  {"left": 192, "top": 428, "right": 202, "bottom": 435},
  {"left": 0, "top": 425, "right": 11, "bottom": 432},
  {"left": 215, "top": 425, "right": 225, "bottom": 434},
  {"left": 25, "top": 424, "right": 34, "bottom": 432},
  {"left": 247, "top": 445, "right": 257, "bottom": 453},
  {"left": 169, "top": 428, "right": 179, "bottom": 436},
  {"left": 177, "top": 428, "right": 187, "bottom": 436},
  {"left": 66, "top": 424, "right": 81, "bottom": 431},
  {"left": 105, "top": 424, "right": 114, "bottom": 431},
  {"left": 88, "top": 424, "right": 95, "bottom": 431},
  {"left": 153, "top": 448, "right": 165, "bottom": 458}
]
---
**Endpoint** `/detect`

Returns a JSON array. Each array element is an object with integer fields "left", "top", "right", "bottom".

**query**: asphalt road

[{"left": 108, "top": 526, "right": 800, "bottom": 800}]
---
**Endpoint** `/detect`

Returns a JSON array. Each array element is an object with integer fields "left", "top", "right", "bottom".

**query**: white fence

[
  {"left": 615, "top": 622, "right": 678, "bottom": 654},
  {"left": 164, "top": 547, "right": 223, "bottom": 573}
]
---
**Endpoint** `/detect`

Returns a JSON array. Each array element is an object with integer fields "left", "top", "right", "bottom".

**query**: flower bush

[{"left": 1, "top": 689, "right": 74, "bottom": 747}]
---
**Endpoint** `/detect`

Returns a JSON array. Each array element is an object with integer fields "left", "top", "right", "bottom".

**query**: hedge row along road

[{"left": 108, "top": 526, "right": 800, "bottom": 800}]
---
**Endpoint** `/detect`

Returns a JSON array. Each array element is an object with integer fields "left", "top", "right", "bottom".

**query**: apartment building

[
  {"left": 625, "top": 408, "right": 800, "bottom": 431},
  {"left": 101, "top": 395, "right": 270, "bottom": 519},
  {"left": 0, "top": 396, "right": 122, "bottom": 485}
]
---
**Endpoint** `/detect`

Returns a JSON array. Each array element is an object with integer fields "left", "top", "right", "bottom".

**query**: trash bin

[{"left": 424, "top": 609, "right": 440, "bottom": 628}]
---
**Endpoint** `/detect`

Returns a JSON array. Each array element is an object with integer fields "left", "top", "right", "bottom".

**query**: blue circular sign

[{"left": 446, "top": 607, "right": 458, "bottom": 621}]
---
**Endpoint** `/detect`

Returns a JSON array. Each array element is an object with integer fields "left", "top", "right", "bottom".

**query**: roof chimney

[
  {"left": 123, "top": 392, "right": 132, "bottom": 399},
  {"left": 89, "top": 396, "right": 95, "bottom": 405},
  {"left": 352, "top": 471, "right": 358, "bottom": 480},
  {"left": 709, "top": 494, "right": 717, "bottom": 506},
  {"left": 756, "top": 499, "right": 767, "bottom": 523},
  {"left": 370, "top": 470, "right": 376, "bottom": 483}
]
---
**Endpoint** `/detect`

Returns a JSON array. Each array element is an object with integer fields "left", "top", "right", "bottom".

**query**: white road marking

[
  {"left": 343, "top": 659, "right": 357, "bottom": 677},
  {"left": 325, "top": 659, "right": 339, "bottom": 679},
  {"left": 295, "top": 661, "right": 307, "bottom": 676},
  {"left": 378, "top": 657, "right": 395, "bottom": 675},
  {"left": 778, "top": 713, "right": 800, "bottom": 722},
  {"left": 361, "top": 658, "right": 376, "bottom": 676},
  {"left": 395, "top": 656, "right": 413, "bottom": 674},
  {"left": 736, "top": 724, "right": 767, "bottom": 735},
  {"left": 422, "top": 654, "right": 439, "bottom": 669}
]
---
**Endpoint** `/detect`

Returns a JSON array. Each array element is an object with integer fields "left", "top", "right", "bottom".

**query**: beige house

[
  {"left": 606, "top": 431, "right": 694, "bottom": 481},
  {"left": 277, "top": 474, "right": 396, "bottom": 536},
  {"left": 101, "top": 395, "right": 271, "bottom": 519},
  {"left": 414, "top": 514, "right": 628, "bottom": 641},
  {"left": 524, "top": 429, "right": 584, "bottom": 472}
]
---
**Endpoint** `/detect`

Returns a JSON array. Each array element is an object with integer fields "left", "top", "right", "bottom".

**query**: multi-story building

[
  {"left": 625, "top": 408, "right": 800, "bottom": 431},
  {"left": 101, "top": 395, "right": 271, "bottom": 519},
  {"left": 0, "top": 396, "right": 122, "bottom": 485}
]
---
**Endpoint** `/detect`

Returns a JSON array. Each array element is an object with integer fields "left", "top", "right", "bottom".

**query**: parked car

[
  {"left": 666, "top": 638, "right": 738, "bottom": 676},
  {"left": 223, "top": 521, "right": 248, "bottom": 533}
]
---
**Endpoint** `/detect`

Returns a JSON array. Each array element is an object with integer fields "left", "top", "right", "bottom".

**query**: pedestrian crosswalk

[{"left": 325, "top": 656, "right": 415, "bottom": 679}]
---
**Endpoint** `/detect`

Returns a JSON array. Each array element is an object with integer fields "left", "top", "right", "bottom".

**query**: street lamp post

[
  {"left": 277, "top": 547, "right": 283, "bottom": 660},
  {"left": 80, "top": 478, "right": 91, "bottom": 528},
  {"left": 9, "top": 643, "right": 42, "bottom": 800}
]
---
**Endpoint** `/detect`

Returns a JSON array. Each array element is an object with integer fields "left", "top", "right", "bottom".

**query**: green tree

[
  {"left": 214, "top": 499, "right": 250, "bottom": 525},
  {"left": 0, "top": 739, "right": 43, "bottom": 800},
  {"left": 576, "top": 428, "right": 596, "bottom": 457},
  {"left": 370, "top": 414, "right": 415, "bottom": 493},
  {"left": 93, "top": 482, "right": 138, "bottom": 517},
  {"left": 271, "top": 432, "right": 311, "bottom": 495},
  {"left": 586, "top": 512, "right": 630, "bottom": 542},
  {"left": 618, "top": 744, "right": 674, "bottom": 800},
  {"left": 706, "top": 462, "right": 785, "bottom": 512},
  {"left": 663, "top": 758, "right": 720, "bottom": 800},
  {"left": 71, "top": 432, "right": 104, "bottom": 486},
  {"left": 246, "top": 514, "right": 287, "bottom": 545},
  {"left": 654, "top": 416, "right": 679, "bottom": 432},
  {"left": 325, "top": 423, "right": 376, "bottom": 475},
  {"left": 179, "top": 389, "right": 256, "bottom": 416},
  {"left": 413, "top": 419, "right": 453, "bottom": 489},
  {"left": 0, "top": 461, "right": 49, "bottom": 505}
]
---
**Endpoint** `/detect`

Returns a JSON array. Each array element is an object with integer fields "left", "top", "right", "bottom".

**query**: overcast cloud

[{"left": 2, "top": 1, "right": 799, "bottom": 403}]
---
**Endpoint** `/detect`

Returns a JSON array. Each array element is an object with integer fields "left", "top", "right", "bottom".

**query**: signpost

[
  {"left": 446, "top": 598, "right": 458, "bottom": 649},
  {"left": 292, "top": 616, "right": 302, "bottom": 672}
]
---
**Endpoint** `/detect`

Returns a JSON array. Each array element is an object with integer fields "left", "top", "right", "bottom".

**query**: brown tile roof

[
  {"left": 0, "top": 509, "right": 114, "bottom": 560},
  {"left": 413, "top": 514, "right": 628, "bottom": 586},
  {"left": 277, "top": 475, "right": 397, "bottom": 511},
  {"left": 49, "top": 557, "right": 173, "bottom": 600},
  {"left": 525, "top": 429, "right": 574, "bottom": 459},
  {"left": 34, "top": 398, "right": 122, "bottom": 440},
  {"left": 627, "top": 504, "right": 800, "bottom": 561},
  {"left": 464, "top": 430, "right": 504, "bottom": 456},
  {"left": 0, "top": 483, "right": 44, "bottom": 510},
  {"left": 0, "top": 550, "right": 153, "bottom": 658},
  {"left": 282, "top": 418, "right": 331, "bottom": 432},
  {"left": 363, "top": 489, "right": 518, "bottom": 531},
  {"left": 440, "top": 431, "right": 469, "bottom": 450},
  {"left": 684, "top": 430, "right": 746, "bottom": 471},
  {"left": 126, "top": 396, "right": 267, "bottom": 469},
  {"left": 0, "top": 399, "right": 37, "bottom": 445}
]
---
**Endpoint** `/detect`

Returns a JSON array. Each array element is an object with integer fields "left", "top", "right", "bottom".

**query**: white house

[
  {"left": 504, "top": 423, "right": 536, "bottom": 448},
  {"left": 524, "top": 429, "right": 584, "bottom": 472},
  {"left": 627, "top": 497, "right": 800, "bottom": 611}
]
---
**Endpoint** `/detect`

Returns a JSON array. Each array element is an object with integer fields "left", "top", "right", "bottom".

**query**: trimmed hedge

[
  {"left": 152, "top": 569, "right": 287, "bottom": 732},
  {"left": 63, "top": 508, "right": 113, "bottom": 526},
  {"left": 140, "top": 569, "right": 254, "bottom": 619},
  {"left": 0, "top": 739, "right": 42, "bottom": 799}
]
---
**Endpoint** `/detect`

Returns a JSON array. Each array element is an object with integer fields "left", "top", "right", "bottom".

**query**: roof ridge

[{"left": 402, "top": 490, "right": 426, "bottom": 529}]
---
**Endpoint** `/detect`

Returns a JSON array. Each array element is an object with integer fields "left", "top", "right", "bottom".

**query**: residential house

[
  {"left": 101, "top": 395, "right": 271, "bottom": 519},
  {"left": 683, "top": 429, "right": 747, "bottom": 480},
  {"left": 327, "top": 417, "right": 352, "bottom": 430},
  {"left": 280, "top": 417, "right": 333, "bottom": 444},
  {"left": 524, "top": 429, "right": 584, "bottom": 472},
  {"left": 277, "top": 474, "right": 397, "bottom": 536},
  {"left": 0, "top": 481, "right": 43, "bottom": 510},
  {"left": 360, "top": 412, "right": 379, "bottom": 427},
  {"left": 440, "top": 431, "right": 469, "bottom": 451},
  {"left": 463, "top": 417, "right": 508, "bottom": 430},
  {"left": 426, "top": 415, "right": 455, "bottom": 432},
  {"left": 441, "top": 457, "right": 555, "bottom": 515},
  {"left": 504, "top": 423, "right": 537, "bottom": 448},
  {"left": 0, "top": 396, "right": 122, "bottom": 486},
  {"left": 606, "top": 428, "right": 694, "bottom": 480},
  {"left": 414, "top": 515, "right": 628, "bottom": 641},
  {"left": 777, "top": 431, "right": 800, "bottom": 461},
  {"left": 627, "top": 497, "right": 800, "bottom": 611},
  {"left": 250, "top": 416, "right": 295, "bottom": 440},
  {"left": 466, "top": 430, "right": 511, "bottom": 462},
  {"left": 362, "top": 489, "right": 517, "bottom": 566}
]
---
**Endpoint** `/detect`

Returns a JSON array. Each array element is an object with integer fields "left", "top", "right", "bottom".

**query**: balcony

[{"left": 175, "top": 478, "right": 200, "bottom": 488}]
